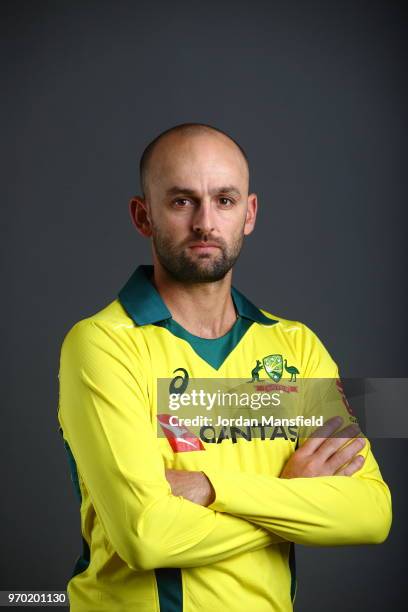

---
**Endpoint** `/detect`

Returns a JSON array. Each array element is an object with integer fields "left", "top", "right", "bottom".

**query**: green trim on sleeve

[{"left": 155, "top": 567, "right": 183, "bottom": 612}]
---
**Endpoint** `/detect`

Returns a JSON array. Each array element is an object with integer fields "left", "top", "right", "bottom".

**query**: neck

[{"left": 151, "top": 262, "right": 238, "bottom": 339}]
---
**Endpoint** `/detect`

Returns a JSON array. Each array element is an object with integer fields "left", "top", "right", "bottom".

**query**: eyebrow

[{"left": 165, "top": 185, "right": 241, "bottom": 197}]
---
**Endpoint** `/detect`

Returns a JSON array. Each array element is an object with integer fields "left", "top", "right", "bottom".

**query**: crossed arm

[
  {"left": 58, "top": 319, "right": 392, "bottom": 574},
  {"left": 166, "top": 416, "right": 367, "bottom": 507},
  {"left": 58, "top": 320, "right": 287, "bottom": 572},
  {"left": 166, "top": 416, "right": 392, "bottom": 546}
]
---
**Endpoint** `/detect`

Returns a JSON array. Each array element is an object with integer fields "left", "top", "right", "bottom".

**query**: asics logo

[{"left": 169, "top": 367, "right": 189, "bottom": 395}]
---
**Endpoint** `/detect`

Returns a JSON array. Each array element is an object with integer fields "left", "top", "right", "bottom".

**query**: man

[{"left": 57, "top": 123, "right": 392, "bottom": 612}]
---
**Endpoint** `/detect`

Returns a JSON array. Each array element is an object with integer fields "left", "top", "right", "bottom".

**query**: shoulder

[
  {"left": 59, "top": 298, "right": 145, "bottom": 364},
  {"left": 61, "top": 298, "right": 129, "bottom": 339},
  {"left": 258, "top": 307, "right": 315, "bottom": 340},
  {"left": 258, "top": 308, "right": 339, "bottom": 377},
  {"left": 58, "top": 300, "right": 151, "bottom": 392}
]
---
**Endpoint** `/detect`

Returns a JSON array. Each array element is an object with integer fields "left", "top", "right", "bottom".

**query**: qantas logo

[{"left": 157, "top": 414, "right": 205, "bottom": 452}]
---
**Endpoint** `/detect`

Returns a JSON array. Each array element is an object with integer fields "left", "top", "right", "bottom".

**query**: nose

[{"left": 192, "top": 200, "right": 215, "bottom": 236}]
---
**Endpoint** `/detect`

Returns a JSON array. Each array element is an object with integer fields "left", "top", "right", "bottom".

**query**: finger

[
  {"left": 302, "top": 416, "right": 344, "bottom": 454},
  {"left": 315, "top": 423, "right": 362, "bottom": 462},
  {"left": 331, "top": 422, "right": 362, "bottom": 439},
  {"left": 326, "top": 437, "right": 366, "bottom": 473},
  {"left": 334, "top": 453, "right": 366, "bottom": 476}
]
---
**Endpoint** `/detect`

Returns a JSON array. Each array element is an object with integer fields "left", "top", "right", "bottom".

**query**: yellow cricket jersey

[{"left": 57, "top": 264, "right": 392, "bottom": 612}]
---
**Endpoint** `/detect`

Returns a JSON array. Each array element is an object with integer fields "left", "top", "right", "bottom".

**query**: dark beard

[{"left": 151, "top": 227, "right": 244, "bottom": 284}]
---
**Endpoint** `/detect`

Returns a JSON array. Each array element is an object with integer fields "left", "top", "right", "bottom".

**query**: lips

[{"left": 188, "top": 242, "right": 220, "bottom": 249}]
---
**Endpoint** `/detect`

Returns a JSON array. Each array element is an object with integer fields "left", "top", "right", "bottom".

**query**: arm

[
  {"left": 202, "top": 326, "right": 392, "bottom": 546},
  {"left": 57, "top": 318, "right": 285, "bottom": 573},
  {"left": 164, "top": 414, "right": 391, "bottom": 548},
  {"left": 203, "top": 434, "right": 391, "bottom": 546}
]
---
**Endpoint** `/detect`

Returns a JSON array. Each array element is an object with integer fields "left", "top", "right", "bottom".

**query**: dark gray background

[{"left": 1, "top": 0, "right": 406, "bottom": 610}]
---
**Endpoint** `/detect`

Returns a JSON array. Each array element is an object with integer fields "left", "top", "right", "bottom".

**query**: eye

[
  {"left": 173, "top": 198, "right": 193, "bottom": 207},
  {"left": 219, "top": 197, "right": 234, "bottom": 206}
]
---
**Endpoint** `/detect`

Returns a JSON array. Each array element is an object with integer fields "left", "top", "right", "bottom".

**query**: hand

[
  {"left": 280, "top": 416, "right": 366, "bottom": 479},
  {"left": 165, "top": 468, "right": 215, "bottom": 507}
]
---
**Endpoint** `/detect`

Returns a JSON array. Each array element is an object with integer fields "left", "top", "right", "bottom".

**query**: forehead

[{"left": 148, "top": 132, "right": 248, "bottom": 190}]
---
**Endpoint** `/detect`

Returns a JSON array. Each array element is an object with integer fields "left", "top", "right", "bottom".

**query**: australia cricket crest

[{"left": 263, "top": 354, "right": 283, "bottom": 382}]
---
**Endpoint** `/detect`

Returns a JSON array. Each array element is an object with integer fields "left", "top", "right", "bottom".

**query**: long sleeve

[
  {"left": 204, "top": 441, "right": 391, "bottom": 546},
  {"left": 204, "top": 324, "right": 392, "bottom": 547},
  {"left": 57, "top": 318, "right": 284, "bottom": 573}
]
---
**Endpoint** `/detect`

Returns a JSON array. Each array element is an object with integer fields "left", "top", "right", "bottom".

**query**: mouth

[{"left": 188, "top": 242, "right": 221, "bottom": 251}]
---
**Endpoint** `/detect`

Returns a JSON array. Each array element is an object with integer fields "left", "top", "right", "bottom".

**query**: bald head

[{"left": 139, "top": 123, "right": 250, "bottom": 200}]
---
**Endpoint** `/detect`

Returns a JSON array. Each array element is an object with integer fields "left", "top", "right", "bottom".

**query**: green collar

[{"left": 118, "top": 264, "right": 277, "bottom": 327}]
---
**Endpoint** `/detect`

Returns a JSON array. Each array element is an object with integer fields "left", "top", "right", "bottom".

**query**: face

[{"left": 131, "top": 132, "right": 257, "bottom": 283}]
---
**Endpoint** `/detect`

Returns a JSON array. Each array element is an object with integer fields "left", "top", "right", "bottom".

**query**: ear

[
  {"left": 243, "top": 193, "right": 258, "bottom": 236},
  {"left": 128, "top": 196, "right": 152, "bottom": 238}
]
